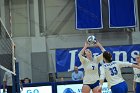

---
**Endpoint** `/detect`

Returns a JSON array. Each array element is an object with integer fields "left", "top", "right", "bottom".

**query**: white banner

[
  {"left": 57, "top": 83, "right": 111, "bottom": 93},
  {"left": 21, "top": 86, "right": 52, "bottom": 93}
]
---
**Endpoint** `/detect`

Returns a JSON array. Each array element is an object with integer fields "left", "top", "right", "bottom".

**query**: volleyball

[{"left": 87, "top": 35, "right": 97, "bottom": 44}]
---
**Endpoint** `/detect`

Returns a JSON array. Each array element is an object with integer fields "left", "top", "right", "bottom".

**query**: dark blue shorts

[
  {"left": 7, "top": 86, "right": 13, "bottom": 93},
  {"left": 136, "top": 82, "right": 140, "bottom": 93},
  {"left": 84, "top": 80, "right": 99, "bottom": 89},
  {"left": 111, "top": 81, "right": 128, "bottom": 93}
]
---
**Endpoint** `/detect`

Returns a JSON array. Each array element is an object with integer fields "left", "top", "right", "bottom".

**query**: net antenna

[{"left": 0, "top": 18, "right": 16, "bottom": 75}]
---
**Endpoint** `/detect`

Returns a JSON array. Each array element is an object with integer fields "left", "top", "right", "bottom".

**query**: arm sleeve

[
  {"left": 100, "top": 65, "right": 105, "bottom": 80},
  {"left": 78, "top": 51, "right": 86, "bottom": 64},
  {"left": 117, "top": 61, "right": 133, "bottom": 68}
]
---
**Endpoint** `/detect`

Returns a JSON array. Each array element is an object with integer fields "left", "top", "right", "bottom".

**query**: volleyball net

[{"left": 0, "top": 18, "right": 15, "bottom": 75}]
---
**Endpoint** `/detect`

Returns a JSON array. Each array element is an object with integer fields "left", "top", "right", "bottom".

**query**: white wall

[
  {"left": 132, "top": 31, "right": 140, "bottom": 44},
  {"left": 13, "top": 37, "right": 32, "bottom": 79},
  {"left": 31, "top": 37, "right": 46, "bottom": 52},
  {"left": 12, "top": 0, "right": 28, "bottom": 37},
  {"left": 13, "top": 37, "right": 46, "bottom": 80}
]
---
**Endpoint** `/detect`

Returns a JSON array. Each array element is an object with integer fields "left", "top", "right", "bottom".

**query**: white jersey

[
  {"left": 100, "top": 61, "right": 132, "bottom": 88},
  {"left": 78, "top": 52, "right": 101, "bottom": 84},
  {"left": 133, "top": 68, "right": 140, "bottom": 83},
  {"left": 3, "top": 72, "right": 13, "bottom": 86}
]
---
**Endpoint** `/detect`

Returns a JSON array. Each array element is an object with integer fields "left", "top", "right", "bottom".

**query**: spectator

[
  {"left": 23, "top": 77, "right": 31, "bottom": 84},
  {"left": 3, "top": 71, "right": 13, "bottom": 93},
  {"left": 71, "top": 66, "right": 83, "bottom": 81},
  {"left": 60, "top": 77, "right": 64, "bottom": 81}
]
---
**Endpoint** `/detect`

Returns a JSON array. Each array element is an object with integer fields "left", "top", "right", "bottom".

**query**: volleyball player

[
  {"left": 98, "top": 51, "right": 140, "bottom": 93},
  {"left": 78, "top": 41, "right": 105, "bottom": 93},
  {"left": 3, "top": 71, "right": 13, "bottom": 93},
  {"left": 133, "top": 54, "right": 140, "bottom": 93}
]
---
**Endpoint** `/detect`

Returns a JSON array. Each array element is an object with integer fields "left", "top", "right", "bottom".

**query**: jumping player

[
  {"left": 98, "top": 51, "right": 140, "bottom": 93},
  {"left": 78, "top": 41, "right": 105, "bottom": 93}
]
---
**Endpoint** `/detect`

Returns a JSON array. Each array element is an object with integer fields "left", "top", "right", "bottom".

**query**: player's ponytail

[{"left": 103, "top": 51, "right": 112, "bottom": 63}]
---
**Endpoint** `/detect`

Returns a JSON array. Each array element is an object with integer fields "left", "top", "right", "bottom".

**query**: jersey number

[{"left": 109, "top": 67, "right": 118, "bottom": 76}]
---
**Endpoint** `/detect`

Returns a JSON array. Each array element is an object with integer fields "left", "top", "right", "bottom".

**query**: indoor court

[{"left": 0, "top": 0, "right": 140, "bottom": 93}]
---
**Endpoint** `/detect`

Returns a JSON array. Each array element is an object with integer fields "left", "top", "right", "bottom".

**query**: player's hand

[
  {"left": 94, "top": 42, "right": 99, "bottom": 47},
  {"left": 84, "top": 41, "right": 89, "bottom": 47}
]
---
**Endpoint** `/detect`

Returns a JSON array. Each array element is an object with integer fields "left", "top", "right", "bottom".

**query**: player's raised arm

[
  {"left": 117, "top": 61, "right": 140, "bottom": 69},
  {"left": 78, "top": 42, "right": 89, "bottom": 64},
  {"left": 78, "top": 42, "right": 89, "bottom": 56},
  {"left": 95, "top": 41, "right": 106, "bottom": 63},
  {"left": 132, "top": 64, "right": 140, "bottom": 69},
  {"left": 96, "top": 41, "right": 106, "bottom": 53}
]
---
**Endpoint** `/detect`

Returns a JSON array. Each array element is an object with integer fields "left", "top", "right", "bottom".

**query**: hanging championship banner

[
  {"left": 109, "top": 0, "right": 136, "bottom": 28},
  {"left": 75, "top": 0, "right": 103, "bottom": 29}
]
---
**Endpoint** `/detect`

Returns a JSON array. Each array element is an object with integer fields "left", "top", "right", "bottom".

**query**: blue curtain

[
  {"left": 75, "top": 0, "right": 103, "bottom": 30},
  {"left": 109, "top": 0, "right": 136, "bottom": 28}
]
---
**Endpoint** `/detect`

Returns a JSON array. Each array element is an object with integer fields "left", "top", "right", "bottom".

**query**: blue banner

[
  {"left": 75, "top": 0, "right": 103, "bottom": 30},
  {"left": 56, "top": 44, "right": 140, "bottom": 72},
  {"left": 109, "top": 0, "right": 136, "bottom": 28}
]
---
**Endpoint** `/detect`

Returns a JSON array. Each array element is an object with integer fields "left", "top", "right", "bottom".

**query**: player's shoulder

[
  {"left": 103, "top": 62, "right": 115, "bottom": 67},
  {"left": 109, "top": 61, "right": 118, "bottom": 65},
  {"left": 112, "top": 61, "right": 123, "bottom": 65}
]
